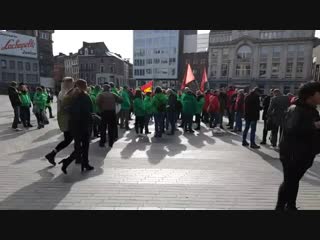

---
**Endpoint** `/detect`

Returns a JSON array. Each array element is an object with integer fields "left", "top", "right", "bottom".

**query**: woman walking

[{"left": 133, "top": 89, "right": 145, "bottom": 136}]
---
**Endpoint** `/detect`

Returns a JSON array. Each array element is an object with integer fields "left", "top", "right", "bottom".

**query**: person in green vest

[
  {"left": 44, "top": 87, "right": 54, "bottom": 118},
  {"left": 133, "top": 89, "right": 145, "bottom": 136},
  {"left": 178, "top": 89, "right": 189, "bottom": 128},
  {"left": 89, "top": 85, "right": 102, "bottom": 138},
  {"left": 19, "top": 84, "right": 33, "bottom": 128},
  {"left": 33, "top": 87, "right": 47, "bottom": 129},
  {"left": 152, "top": 86, "right": 168, "bottom": 138},
  {"left": 120, "top": 86, "right": 131, "bottom": 130},
  {"left": 143, "top": 91, "right": 153, "bottom": 134},
  {"left": 182, "top": 88, "right": 197, "bottom": 133},
  {"left": 195, "top": 90, "right": 205, "bottom": 131}
]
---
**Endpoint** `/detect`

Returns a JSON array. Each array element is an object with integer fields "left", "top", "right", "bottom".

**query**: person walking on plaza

[
  {"left": 58, "top": 79, "right": 94, "bottom": 174},
  {"left": 176, "top": 90, "right": 183, "bottom": 121},
  {"left": 207, "top": 90, "right": 220, "bottom": 129},
  {"left": 182, "top": 88, "right": 197, "bottom": 133},
  {"left": 133, "top": 89, "right": 145, "bottom": 136},
  {"left": 46, "top": 88, "right": 54, "bottom": 118},
  {"left": 119, "top": 86, "right": 131, "bottom": 130},
  {"left": 45, "top": 77, "right": 75, "bottom": 166},
  {"left": 242, "top": 87, "right": 261, "bottom": 149},
  {"left": 233, "top": 89, "right": 245, "bottom": 133},
  {"left": 260, "top": 89, "right": 274, "bottom": 145},
  {"left": 96, "top": 84, "right": 123, "bottom": 148},
  {"left": 89, "top": 85, "right": 102, "bottom": 138},
  {"left": 143, "top": 91, "right": 153, "bottom": 134},
  {"left": 19, "top": 84, "right": 33, "bottom": 128},
  {"left": 267, "top": 89, "right": 290, "bottom": 148},
  {"left": 276, "top": 81, "right": 320, "bottom": 211},
  {"left": 8, "top": 81, "right": 22, "bottom": 131},
  {"left": 202, "top": 90, "right": 211, "bottom": 124},
  {"left": 152, "top": 86, "right": 167, "bottom": 138},
  {"left": 33, "top": 87, "right": 47, "bottom": 129},
  {"left": 166, "top": 89, "right": 177, "bottom": 135},
  {"left": 195, "top": 90, "right": 205, "bottom": 130},
  {"left": 226, "top": 86, "right": 236, "bottom": 128},
  {"left": 227, "top": 89, "right": 238, "bottom": 130}
]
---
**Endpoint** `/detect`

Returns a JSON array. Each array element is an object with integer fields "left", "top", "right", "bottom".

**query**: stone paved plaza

[{"left": 0, "top": 95, "right": 320, "bottom": 210}]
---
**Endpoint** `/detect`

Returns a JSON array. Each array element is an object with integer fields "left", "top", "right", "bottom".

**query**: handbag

[
  {"left": 115, "top": 103, "right": 121, "bottom": 114},
  {"left": 42, "top": 111, "right": 49, "bottom": 125}
]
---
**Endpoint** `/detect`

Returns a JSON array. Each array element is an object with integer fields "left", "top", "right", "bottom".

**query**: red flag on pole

[
  {"left": 141, "top": 80, "right": 153, "bottom": 93},
  {"left": 181, "top": 64, "right": 195, "bottom": 90},
  {"left": 200, "top": 67, "right": 208, "bottom": 92}
]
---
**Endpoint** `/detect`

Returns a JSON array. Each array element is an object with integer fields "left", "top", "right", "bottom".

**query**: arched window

[{"left": 237, "top": 45, "right": 252, "bottom": 60}]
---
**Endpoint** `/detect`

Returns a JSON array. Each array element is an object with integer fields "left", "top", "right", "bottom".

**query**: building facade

[
  {"left": 75, "top": 42, "right": 130, "bottom": 87},
  {"left": 0, "top": 31, "right": 40, "bottom": 92},
  {"left": 64, "top": 53, "right": 79, "bottom": 80},
  {"left": 312, "top": 44, "right": 320, "bottom": 82},
  {"left": 133, "top": 30, "right": 197, "bottom": 89},
  {"left": 9, "top": 30, "right": 55, "bottom": 88},
  {"left": 208, "top": 30, "right": 317, "bottom": 94},
  {"left": 53, "top": 53, "right": 66, "bottom": 93}
]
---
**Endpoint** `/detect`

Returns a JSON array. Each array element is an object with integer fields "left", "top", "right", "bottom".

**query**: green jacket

[
  {"left": 152, "top": 93, "right": 167, "bottom": 113},
  {"left": 143, "top": 95, "right": 153, "bottom": 114},
  {"left": 33, "top": 92, "right": 47, "bottom": 111},
  {"left": 182, "top": 93, "right": 197, "bottom": 115},
  {"left": 133, "top": 98, "right": 145, "bottom": 117},
  {"left": 121, "top": 90, "right": 131, "bottom": 110},
  {"left": 196, "top": 96, "right": 205, "bottom": 114},
  {"left": 19, "top": 92, "right": 31, "bottom": 107},
  {"left": 112, "top": 87, "right": 120, "bottom": 97},
  {"left": 89, "top": 87, "right": 101, "bottom": 113},
  {"left": 43, "top": 91, "right": 50, "bottom": 107}
]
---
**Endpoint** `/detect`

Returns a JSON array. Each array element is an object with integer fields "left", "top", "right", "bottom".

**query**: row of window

[
  {"left": 135, "top": 36, "right": 178, "bottom": 47},
  {"left": 1, "top": 60, "right": 38, "bottom": 72},
  {"left": 185, "top": 59, "right": 207, "bottom": 65},
  {"left": 210, "top": 62, "right": 304, "bottom": 78},
  {"left": 210, "top": 34, "right": 232, "bottom": 43},
  {"left": 134, "top": 58, "right": 177, "bottom": 66},
  {"left": 1, "top": 72, "right": 38, "bottom": 83},
  {"left": 134, "top": 68, "right": 176, "bottom": 76},
  {"left": 134, "top": 47, "right": 177, "bottom": 57}
]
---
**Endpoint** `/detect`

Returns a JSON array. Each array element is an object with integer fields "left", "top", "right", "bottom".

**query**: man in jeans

[
  {"left": 242, "top": 87, "right": 261, "bottom": 149},
  {"left": 8, "top": 81, "right": 22, "bottom": 131}
]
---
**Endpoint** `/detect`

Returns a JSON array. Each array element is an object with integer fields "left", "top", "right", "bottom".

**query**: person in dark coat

[
  {"left": 242, "top": 87, "right": 261, "bottom": 149},
  {"left": 276, "top": 81, "right": 320, "bottom": 211},
  {"left": 58, "top": 79, "right": 94, "bottom": 174},
  {"left": 8, "top": 81, "right": 22, "bottom": 131},
  {"left": 260, "top": 89, "right": 274, "bottom": 145},
  {"left": 218, "top": 88, "right": 227, "bottom": 129},
  {"left": 232, "top": 89, "right": 245, "bottom": 132},
  {"left": 166, "top": 89, "right": 177, "bottom": 135},
  {"left": 267, "top": 89, "right": 290, "bottom": 147}
]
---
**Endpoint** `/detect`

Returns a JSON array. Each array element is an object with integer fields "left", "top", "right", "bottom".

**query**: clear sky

[{"left": 52, "top": 30, "right": 320, "bottom": 63}]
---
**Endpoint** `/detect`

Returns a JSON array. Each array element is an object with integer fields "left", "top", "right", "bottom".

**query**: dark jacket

[
  {"left": 267, "top": 95, "right": 290, "bottom": 126},
  {"left": 218, "top": 92, "right": 227, "bottom": 113},
  {"left": 167, "top": 94, "right": 177, "bottom": 112},
  {"left": 262, "top": 95, "right": 271, "bottom": 121},
  {"left": 244, "top": 92, "right": 261, "bottom": 121},
  {"left": 279, "top": 99, "right": 320, "bottom": 167},
  {"left": 8, "top": 86, "right": 22, "bottom": 107},
  {"left": 69, "top": 92, "right": 93, "bottom": 137}
]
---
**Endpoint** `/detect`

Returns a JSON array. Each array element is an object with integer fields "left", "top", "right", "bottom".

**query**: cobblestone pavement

[{"left": 0, "top": 95, "right": 320, "bottom": 210}]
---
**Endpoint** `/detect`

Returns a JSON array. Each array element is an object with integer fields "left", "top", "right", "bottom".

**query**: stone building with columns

[{"left": 208, "top": 30, "right": 318, "bottom": 94}]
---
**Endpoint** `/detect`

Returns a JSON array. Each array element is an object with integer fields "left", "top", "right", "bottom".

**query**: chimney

[{"left": 69, "top": 52, "right": 72, "bottom": 56}]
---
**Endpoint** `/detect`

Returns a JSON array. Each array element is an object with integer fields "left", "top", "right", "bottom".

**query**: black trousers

[
  {"left": 262, "top": 119, "right": 269, "bottom": 143},
  {"left": 135, "top": 116, "right": 144, "bottom": 134},
  {"left": 195, "top": 113, "right": 201, "bottom": 128},
  {"left": 271, "top": 125, "right": 283, "bottom": 147},
  {"left": 144, "top": 114, "right": 152, "bottom": 133},
  {"left": 276, "top": 156, "right": 313, "bottom": 209},
  {"left": 12, "top": 106, "right": 20, "bottom": 129},
  {"left": 20, "top": 106, "right": 31, "bottom": 127},
  {"left": 46, "top": 105, "right": 53, "bottom": 117},
  {"left": 55, "top": 131, "right": 73, "bottom": 152},
  {"left": 228, "top": 109, "right": 235, "bottom": 128},
  {"left": 100, "top": 110, "right": 117, "bottom": 147},
  {"left": 69, "top": 132, "right": 90, "bottom": 165},
  {"left": 202, "top": 111, "right": 209, "bottom": 123},
  {"left": 35, "top": 110, "right": 44, "bottom": 126}
]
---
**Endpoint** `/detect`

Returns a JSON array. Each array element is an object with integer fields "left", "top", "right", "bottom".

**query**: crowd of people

[{"left": 6, "top": 78, "right": 320, "bottom": 211}]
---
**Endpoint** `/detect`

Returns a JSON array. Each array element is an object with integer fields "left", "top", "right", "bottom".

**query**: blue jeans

[
  {"left": 235, "top": 112, "right": 243, "bottom": 131},
  {"left": 154, "top": 112, "right": 165, "bottom": 137},
  {"left": 167, "top": 111, "right": 176, "bottom": 134},
  {"left": 242, "top": 120, "right": 257, "bottom": 144}
]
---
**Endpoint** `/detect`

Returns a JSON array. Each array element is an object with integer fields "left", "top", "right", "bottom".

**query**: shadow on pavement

[{"left": 32, "top": 129, "right": 62, "bottom": 143}]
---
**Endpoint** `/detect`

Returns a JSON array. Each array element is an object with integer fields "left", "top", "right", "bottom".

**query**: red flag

[
  {"left": 181, "top": 64, "right": 195, "bottom": 90},
  {"left": 141, "top": 80, "right": 153, "bottom": 93},
  {"left": 200, "top": 67, "right": 208, "bottom": 92}
]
